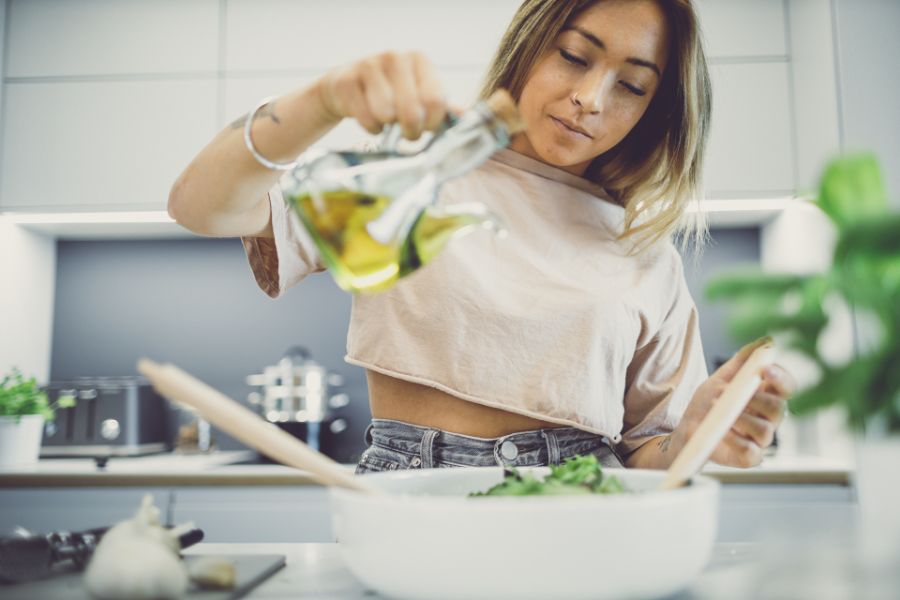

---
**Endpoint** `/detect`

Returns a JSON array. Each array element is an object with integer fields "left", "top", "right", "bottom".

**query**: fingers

[
  {"left": 346, "top": 77, "right": 383, "bottom": 135},
  {"left": 762, "top": 363, "right": 797, "bottom": 398},
  {"left": 413, "top": 53, "right": 448, "bottom": 132},
  {"left": 746, "top": 390, "right": 786, "bottom": 423},
  {"left": 732, "top": 412, "right": 776, "bottom": 449},
  {"left": 712, "top": 430, "right": 763, "bottom": 468},
  {"left": 359, "top": 58, "right": 397, "bottom": 125},
  {"left": 324, "top": 51, "right": 447, "bottom": 140},
  {"left": 384, "top": 53, "right": 424, "bottom": 139},
  {"left": 713, "top": 336, "right": 772, "bottom": 382}
]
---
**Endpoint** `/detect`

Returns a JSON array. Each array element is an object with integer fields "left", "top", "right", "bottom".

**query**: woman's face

[{"left": 509, "top": 0, "right": 670, "bottom": 176}]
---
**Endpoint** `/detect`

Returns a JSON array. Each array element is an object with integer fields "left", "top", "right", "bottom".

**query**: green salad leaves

[{"left": 470, "top": 455, "right": 626, "bottom": 497}]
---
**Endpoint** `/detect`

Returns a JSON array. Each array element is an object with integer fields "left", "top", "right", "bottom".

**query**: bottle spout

[{"left": 399, "top": 203, "right": 506, "bottom": 276}]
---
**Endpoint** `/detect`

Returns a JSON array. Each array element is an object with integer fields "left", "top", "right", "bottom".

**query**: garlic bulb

[{"left": 84, "top": 495, "right": 188, "bottom": 600}]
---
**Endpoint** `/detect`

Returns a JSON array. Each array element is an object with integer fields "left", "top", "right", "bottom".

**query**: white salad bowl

[{"left": 329, "top": 467, "right": 719, "bottom": 600}]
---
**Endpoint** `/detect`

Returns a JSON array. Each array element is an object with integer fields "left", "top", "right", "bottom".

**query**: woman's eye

[
  {"left": 559, "top": 49, "right": 587, "bottom": 67},
  {"left": 620, "top": 82, "right": 647, "bottom": 97}
]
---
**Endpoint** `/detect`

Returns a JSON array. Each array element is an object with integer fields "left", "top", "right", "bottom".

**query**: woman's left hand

[{"left": 673, "top": 339, "right": 797, "bottom": 468}]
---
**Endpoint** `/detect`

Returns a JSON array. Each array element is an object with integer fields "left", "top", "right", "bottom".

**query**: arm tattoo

[
  {"left": 657, "top": 436, "right": 672, "bottom": 454},
  {"left": 228, "top": 101, "right": 282, "bottom": 130}
]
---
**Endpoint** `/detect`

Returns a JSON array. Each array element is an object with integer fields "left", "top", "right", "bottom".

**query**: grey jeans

[{"left": 355, "top": 418, "right": 624, "bottom": 474}]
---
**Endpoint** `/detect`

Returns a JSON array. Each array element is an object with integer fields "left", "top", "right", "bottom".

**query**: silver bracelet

[{"left": 243, "top": 96, "right": 299, "bottom": 171}]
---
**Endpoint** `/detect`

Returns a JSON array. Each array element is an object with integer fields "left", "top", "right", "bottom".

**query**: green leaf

[
  {"left": 835, "top": 214, "right": 900, "bottom": 261},
  {"left": 705, "top": 271, "right": 806, "bottom": 301},
  {"left": 56, "top": 395, "right": 76, "bottom": 409},
  {"left": 469, "top": 454, "right": 627, "bottom": 497},
  {"left": 816, "top": 154, "right": 888, "bottom": 227}
]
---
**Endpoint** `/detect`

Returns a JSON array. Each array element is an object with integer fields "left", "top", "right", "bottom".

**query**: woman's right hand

[{"left": 316, "top": 51, "right": 449, "bottom": 141}]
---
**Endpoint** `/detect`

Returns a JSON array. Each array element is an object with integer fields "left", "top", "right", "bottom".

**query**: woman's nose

[{"left": 572, "top": 73, "right": 614, "bottom": 114}]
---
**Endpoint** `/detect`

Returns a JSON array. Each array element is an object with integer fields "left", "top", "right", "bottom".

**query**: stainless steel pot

[{"left": 245, "top": 347, "right": 350, "bottom": 455}]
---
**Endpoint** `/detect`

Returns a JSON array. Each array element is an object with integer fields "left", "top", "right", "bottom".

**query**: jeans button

[
  {"left": 410, "top": 457, "right": 422, "bottom": 468},
  {"left": 500, "top": 441, "right": 519, "bottom": 461}
]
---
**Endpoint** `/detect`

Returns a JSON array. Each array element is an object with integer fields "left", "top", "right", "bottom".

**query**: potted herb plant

[
  {"left": 705, "top": 153, "right": 900, "bottom": 555},
  {"left": 0, "top": 368, "right": 75, "bottom": 469}
]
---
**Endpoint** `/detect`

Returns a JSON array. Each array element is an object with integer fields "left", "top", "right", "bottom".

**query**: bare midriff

[{"left": 366, "top": 369, "right": 566, "bottom": 438}]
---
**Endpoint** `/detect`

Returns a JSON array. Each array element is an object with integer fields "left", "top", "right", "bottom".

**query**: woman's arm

[
  {"left": 168, "top": 52, "right": 448, "bottom": 238},
  {"left": 624, "top": 433, "right": 686, "bottom": 469}
]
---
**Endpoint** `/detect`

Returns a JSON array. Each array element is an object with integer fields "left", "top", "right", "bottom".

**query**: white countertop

[
  {"left": 0, "top": 450, "right": 853, "bottom": 487},
  {"left": 178, "top": 539, "right": 891, "bottom": 600},
  {"left": 181, "top": 542, "right": 765, "bottom": 599}
]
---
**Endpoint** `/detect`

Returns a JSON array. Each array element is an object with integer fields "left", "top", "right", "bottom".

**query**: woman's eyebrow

[{"left": 564, "top": 26, "right": 661, "bottom": 78}]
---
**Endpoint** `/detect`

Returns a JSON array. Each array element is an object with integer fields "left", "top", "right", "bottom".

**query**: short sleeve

[
  {"left": 616, "top": 270, "right": 709, "bottom": 458},
  {"left": 240, "top": 183, "right": 326, "bottom": 298}
]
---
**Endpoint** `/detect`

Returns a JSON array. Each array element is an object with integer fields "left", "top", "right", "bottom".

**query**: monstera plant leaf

[
  {"left": 706, "top": 153, "right": 900, "bottom": 434},
  {"left": 817, "top": 153, "right": 888, "bottom": 227}
]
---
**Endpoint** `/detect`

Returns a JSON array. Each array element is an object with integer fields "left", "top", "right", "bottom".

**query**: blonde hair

[{"left": 479, "top": 0, "right": 712, "bottom": 253}]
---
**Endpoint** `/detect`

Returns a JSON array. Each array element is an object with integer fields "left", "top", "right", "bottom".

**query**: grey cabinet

[
  {"left": 0, "top": 482, "right": 855, "bottom": 544},
  {"left": 0, "top": 486, "right": 334, "bottom": 543}
]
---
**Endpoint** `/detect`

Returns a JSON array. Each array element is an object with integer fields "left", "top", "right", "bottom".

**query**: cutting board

[{"left": 0, "top": 554, "right": 286, "bottom": 600}]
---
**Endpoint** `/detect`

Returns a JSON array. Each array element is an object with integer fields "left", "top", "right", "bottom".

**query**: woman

[{"left": 169, "top": 0, "right": 796, "bottom": 473}]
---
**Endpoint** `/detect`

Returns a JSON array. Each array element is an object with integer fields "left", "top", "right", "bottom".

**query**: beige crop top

[{"left": 242, "top": 148, "right": 709, "bottom": 456}]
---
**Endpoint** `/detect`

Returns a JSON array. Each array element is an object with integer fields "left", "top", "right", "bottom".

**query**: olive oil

[
  {"left": 290, "top": 190, "right": 495, "bottom": 294},
  {"left": 281, "top": 89, "right": 524, "bottom": 293}
]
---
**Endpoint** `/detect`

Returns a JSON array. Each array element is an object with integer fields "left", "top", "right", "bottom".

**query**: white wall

[
  {"left": 0, "top": 1, "right": 56, "bottom": 383},
  {"left": 0, "top": 219, "right": 56, "bottom": 382}
]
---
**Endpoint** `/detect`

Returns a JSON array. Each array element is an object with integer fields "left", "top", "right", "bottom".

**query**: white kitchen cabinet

[
  {"left": 1, "top": 79, "right": 218, "bottom": 211},
  {"left": 224, "top": 0, "right": 521, "bottom": 72},
  {"left": 704, "top": 62, "right": 795, "bottom": 196},
  {"left": 697, "top": 0, "right": 787, "bottom": 58},
  {"left": 5, "top": 0, "right": 219, "bottom": 78},
  {"left": 0, "top": 0, "right": 810, "bottom": 216}
]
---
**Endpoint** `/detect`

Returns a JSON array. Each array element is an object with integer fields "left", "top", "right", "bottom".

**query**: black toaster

[{"left": 41, "top": 376, "right": 171, "bottom": 457}]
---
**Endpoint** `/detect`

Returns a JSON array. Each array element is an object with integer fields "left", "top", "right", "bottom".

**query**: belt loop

[
  {"left": 363, "top": 422, "right": 374, "bottom": 446},
  {"left": 420, "top": 429, "right": 439, "bottom": 468},
  {"left": 604, "top": 436, "right": 627, "bottom": 468},
  {"left": 542, "top": 429, "right": 561, "bottom": 465}
]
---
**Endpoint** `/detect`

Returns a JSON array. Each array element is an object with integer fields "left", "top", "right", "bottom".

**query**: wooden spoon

[
  {"left": 137, "top": 358, "right": 379, "bottom": 495},
  {"left": 657, "top": 343, "right": 777, "bottom": 491}
]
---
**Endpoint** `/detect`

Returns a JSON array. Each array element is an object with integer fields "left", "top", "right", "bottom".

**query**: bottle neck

[{"left": 423, "top": 103, "right": 511, "bottom": 184}]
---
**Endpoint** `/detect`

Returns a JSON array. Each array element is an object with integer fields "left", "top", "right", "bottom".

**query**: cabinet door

[
  {"left": 704, "top": 62, "right": 794, "bottom": 196},
  {"left": 5, "top": 0, "right": 219, "bottom": 77},
  {"left": 1, "top": 80, "right": 218, "bottom": 211},
  {"left": 224, "top": 0, "right": 520, "bottom": 72},
  {"left": 697, "top": 0, "right": 787, "bottom": 59},
  {"left": 0, "top": 488, "right": 173, "bottom": 533}
]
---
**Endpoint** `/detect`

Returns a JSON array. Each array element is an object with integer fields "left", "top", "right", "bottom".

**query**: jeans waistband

[{"left": 364, "top": 418, "right": 624, "bottom": 468}]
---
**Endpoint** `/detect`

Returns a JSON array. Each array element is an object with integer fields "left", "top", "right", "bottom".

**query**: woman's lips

[{"left": 550, "top": 116, "right": 592, "bottom": 139}]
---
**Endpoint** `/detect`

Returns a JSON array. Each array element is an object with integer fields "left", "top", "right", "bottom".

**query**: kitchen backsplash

[{"left": 49, "top": 229, "right": 759, "bottom": 459}]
